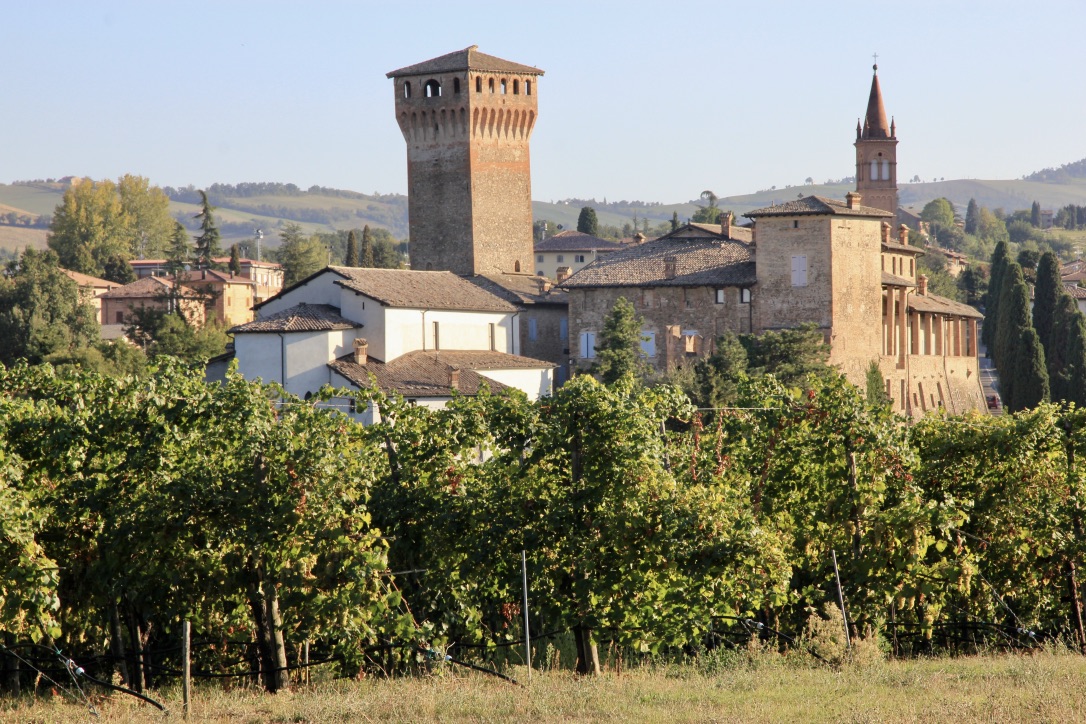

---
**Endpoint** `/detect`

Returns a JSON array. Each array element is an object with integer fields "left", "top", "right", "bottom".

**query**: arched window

[
  {"left": 514, "top": 260, "right": 521, "bottom": 272},
  {"left": 500, "top": 79, "right": 507, "bottom": 94},
  {"left": 476, "top": 76, "right": 482, "bottom": 92},
  {"left": 513, "top": 79, "right": 519, "bottom": 94},
  {"left": 870, "top": 160, "right": 879, "bottom": 180},
  {"left": 453, "top": 78, "right": 461, "bottom": 94},
  {"left": 403, "top": 81, "right": 412, "bottom": 99},
  {"left": 526, "top": 80, "right": 532, "bottom": 95},
  {"left": 882, "top": 160, "right": 890, "bottom": 180},
  {"left": 424, "top": 79, "right": 441, "bottom": 98},
  {"left": 488, "top": 78, "right": 495, "bottom": 93}
]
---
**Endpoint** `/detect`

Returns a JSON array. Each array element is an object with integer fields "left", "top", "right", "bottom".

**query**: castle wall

[
  {"left": 880, "top": 353, "right": 985, "bottom": 417},
  {"left": 827, "top": 218, "right": 884, "bottom": 388},
  {"left": 754, "top": 217, "right": 834, "bottom": 333}
]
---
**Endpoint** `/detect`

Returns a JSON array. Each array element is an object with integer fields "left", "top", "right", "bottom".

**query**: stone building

[
  {"left": 173, "top": 268, "right": 257, "bottom": 327},
  {"left": 534, "top": 231, "right": 623, "bottom": 280},
  {"left": 60, "top": 268, "right": 118, "bottom": 324},
  {"left": 387, "top": 46, "right": 543, "bottom": 277},
  {"left": 100, "top": 276, "right": 206, "bottom": 327},
  {"left": 388, "top": 47, "right": 570, "bottom": 379}
]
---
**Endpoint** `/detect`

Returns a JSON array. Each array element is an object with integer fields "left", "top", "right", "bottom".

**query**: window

[
  {"left": 513, "top": 79, "right": 519, "bottom": 94},
  {"left": 536, "top": 254, "right": 543, "bottom": 262},
  {"left": 715, "top": 289, "right": 726, "bottom": 304},
  {"left": 526, "top": 80, "right": 532, "bottom": 95},
  {"left": 560, "top": 317, "right": 568, "bottom": 340},
  {"left": 476, "top": 77, "right": 482, "bottom": 93},
  {"left": 115, "top": 311, "right": 124, "bottom": 323},
  {"left": 580, "top": 331, "right": 596, "bottom": 359},
  {"left": 424, "top": 79, "right": 441, "bottom": 97},
  {"left": 740, "top": 288, "right": 751, "bottom": 303},
  {"left": 556, "top": 254, "right": 564, "bottom": 263},
  {"left": 528, "top": 317, "right": 538, "bottom": 341},
  {"left": 793, "top": 220, "right": 799, "bottom": 228},
  {"left": 489, "top": 78, "right": 495, "bottom": 93},
  {"left": 433, "top": 321, "right": 440, "bottom": 350},
  {"left": 882, "top": 160, "right": 890, "bottom": 180},
  {"left": 453, "top": 78, "right": 461, "bottom": 94},
  {"left": 575, "top": 254, "right": 585, "bottom": 263},
  {"left": 500, "top": 79, "right": 507, "bottom": 94},
  {"left": 514, "top": 260, "right": 521, "bottom": 272},
  {"left": 871, "top": 159, "right": 878, "bottom": 180},
  {"left": 489, "top": 323, "right": 496, "bottom": 351},
  {"left": 910, "top": 259, "right": 914, "bottom": 276},
  {"left": 640, "top": 331, "right": 656, "bottom": 358},
  {"left": 791, "top": 255, "right": 808, "bottom": 287},
  {"left": 403, "top": 81, "right": 412, "bottom": 99}
]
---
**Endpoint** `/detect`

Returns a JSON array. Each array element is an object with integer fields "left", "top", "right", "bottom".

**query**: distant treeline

[
  {"left": 1024, "top": 158, "right": 1086, "bottom": 183},
  {"left": 0, "top": 212, "right": 49, "bottom": 228}
]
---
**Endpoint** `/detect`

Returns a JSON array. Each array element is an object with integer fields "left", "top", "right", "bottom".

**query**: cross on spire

[{"left": 872, "top": 52, "right": 879, "bottom": 71}]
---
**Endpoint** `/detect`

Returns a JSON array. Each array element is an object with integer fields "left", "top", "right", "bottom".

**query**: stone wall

[
  {"left": 520, "top": 304, "right": 570, "bottom": 383},
  {"left": 879, "top": 353, "right": 985, "bottom": 417}
]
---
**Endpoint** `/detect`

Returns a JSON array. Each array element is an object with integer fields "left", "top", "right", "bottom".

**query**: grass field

[{"left": 4, "top": 650, "right": 1086, "bottom": 723}]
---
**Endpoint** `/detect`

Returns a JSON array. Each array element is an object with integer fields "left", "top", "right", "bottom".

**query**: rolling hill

[{"left": 3, "top": 159, "right": 1086, "bottom": 254}]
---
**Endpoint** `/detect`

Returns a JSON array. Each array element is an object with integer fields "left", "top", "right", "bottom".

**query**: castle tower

[
  {"left": 854, "top": 64, "right": 898, "bottom": 216},
  {"left": 387, "top": 46, "right": 544, "bottom": 276}
]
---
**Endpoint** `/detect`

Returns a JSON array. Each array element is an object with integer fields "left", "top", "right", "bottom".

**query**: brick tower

[
  {"left": 854, "top": 64, "right": 898, "bottom": 216},
  {"left": 387, "top": 46, "right": 544, "bottom": 276}
]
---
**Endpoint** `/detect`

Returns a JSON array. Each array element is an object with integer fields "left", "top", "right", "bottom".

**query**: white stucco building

[{"left": 220, "top": 266, "right": 555, "bottom": 422}]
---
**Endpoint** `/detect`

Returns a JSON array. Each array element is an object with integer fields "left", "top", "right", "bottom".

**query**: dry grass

[
  {"left": 4, "top": 649, "right": 1086, "bottom": 723},
  {"left": 0, "top": 226, "right": 47, "bottom": 253}
]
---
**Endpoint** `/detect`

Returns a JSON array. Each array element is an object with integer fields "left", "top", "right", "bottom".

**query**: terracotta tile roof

[
  {"left": 1065, "top": 283, "right": 1086, "bottom": 300},
  {"left": 329, "top": 350, "right": 552, "bottom": 397},
  {"left": 559, "top": 229, "right": 755, "bottom": 289},
  {"left": 1063, "top": 270, "right": 1086, "bottom": 283},
  {"left": 535, "top": 231, "right": 624, "bottom": 253},
  {"left": 61, "top": 268, "right": 118, "bottom": 289},
  {"left": 745, "top": 196, "right": 893, "bottom": 219},
  {"left": 882, "top": 241, "right": 924, "bottom": 255},
  {"left": 175, "top": 269, "right": 256, "bottom": 285},
  {"left": 330, "top": 267, "right": 517, "bottom": 312},
  {"left": 908, "top": 293, "right": 982, "bottom": 319},
  {"left": 882, "top": 272, "right": 916, "bottom": 287},
  {"left": 467, "top": 274, "right": 568, "bottom": 307},
  {"left": 387, "top": 45, "right": 544, "bottom": 78},
  {"left": 229, "top": 303, "right": 359, "bottom": 333},
  {"left": 100, "top": 276, "right": 203, "bottom": 299}
]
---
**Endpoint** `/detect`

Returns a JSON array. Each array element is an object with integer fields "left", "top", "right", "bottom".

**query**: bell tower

[
  {"left": 387, "top": 46, "right": 543, "bottom": 276},
  {"left": 854, "top": 64, "right": 898, "bottom": 216}
]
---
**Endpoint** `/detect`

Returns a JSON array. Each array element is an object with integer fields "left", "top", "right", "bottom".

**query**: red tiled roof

[
  {"left": 908, "top": 293, "right": 982, "bottom": 319},
  {"left": 387, "top": 45, "right": 544, "bottom": 78},
  {"left": 330, "top": 350, "right": 551, "bottom": 398},
  {"left": 229, "top": 303, "right": 359, "bottom": 333},
  {"left": 100, "top": 276, "right": 203, "bottom": 299},
  {"left": 175, "top": 269, "right": 255, "bottom": 285},
  {"left": 535, "top": 231, "right": 624, "bottom": 253},
  {"left": 746, "top": 196, "right": 893, "bottom": 219},
  {"left": 61, "top": 268, "right": 118, "bottom": 289},
  {"left": 331, "top": 267, "right": 516, "bottom": 312}
]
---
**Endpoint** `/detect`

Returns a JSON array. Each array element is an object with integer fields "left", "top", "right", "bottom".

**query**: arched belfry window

[
  {"left": 882, "top": 159, "right": 890, "bottom": 180},
  {"left": 500, "top": 79, "right": 507, "bottom": 94},
  {"left": 403, "top": 81, "right": 412, "bottom": 99},
  {"left": 424, "top": 79, "right": 441, "bottom": 98},
  {"left": 488, "top": 78, "right": 495, "bottom": 93},
  {"left": 453, "top": 78, "right": 461, "bottom": 94},
  {"left": 476, "top": 76, "right": 482, "bottom": 93},
  {"left": 513, "top": 79, "right": 519, "bottom": 94},
  {"left": 870, "top": 160, "right": 879, "bottom": 180},
  {"left": 526, "top": 80, "right": 532, "bottom": 95}
]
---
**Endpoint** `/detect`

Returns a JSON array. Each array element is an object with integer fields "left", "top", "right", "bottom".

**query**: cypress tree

[
  {"left": 1033, "top": 251, "right": 1062, "bottom": 365},
  {"left": 965, "top": 198, "right": 979, "bottom": 235},
  {"left": 593, "top": 296, "right": 646, "bottom": 384},
  {"left": 671, "top": 211, "right": 679, "bottom": 231},
  {"left": 983, "top": 240, "right": 1010, "bottom": 356},
  {"left": 1062, "top": 312, "right": 1086, "bottom": 408},
  {"left": 361, "top": 225, "right": 375, "bottom": 268},
  {"left": 1008, "top": 326, "right": 1049, "bottom": 412},
  {"left": 1051, "top": 295, "right": 1085, "bottom": 402},
  {"left": 995, "top": 262, "right": 1029, "bottom": 385},
  {"left": 577, "top": 207, "right": 599, "bottom": 236},
  {"left": 1031, "top": 200, "right": 1042, "bottom": 228},
  {"left": 345, "top": 230, "right": 359, "bottom": 267},
  {"left": 228, "top": 244, "right": 242, "bottom": 275},
  {"left": 193, "top": 190, "right": 223, "bottom": 270}
]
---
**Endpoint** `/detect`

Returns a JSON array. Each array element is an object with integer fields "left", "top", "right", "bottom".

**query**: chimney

[
  {"left": 664, "top": 256, "right": 677, "bottom": 280},
  {"left": 881, "top": 221, "right": 891, "bottom": 245},
  {"left": 353, "top": 337, "right": 368, "bottom": 365},
  {"left": 846, "top": 191, "right": 861, "bottom": 209},
  {"left": 448, "top": 366, "right": 461, "bottom": 390},
  {"left": 721, "top": 211, "right": 734, "bottom": 237},
  {"left": 899, "top": 224, "right": 909, "bottom": 246},
  {"left": 556, "top": 266, "right": 571, "bottom": 284},
  {"left": 633, "top": 232, "right": 646, "bottom": 245},
  {"left": 917, "top": 274, "right": 928, "bottom": 296},
  {"left": 539, "top": 278, "right": 552, "bottom": 293}
]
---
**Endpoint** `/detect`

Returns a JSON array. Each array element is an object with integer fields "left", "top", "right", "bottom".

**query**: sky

[{"left": 3, "top": 1, "right": 1085, "bottom": 205}]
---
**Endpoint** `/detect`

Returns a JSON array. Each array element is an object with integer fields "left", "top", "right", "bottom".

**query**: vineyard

[{"left": 2, "top": 360, "right": 1086, "bottom": 706}]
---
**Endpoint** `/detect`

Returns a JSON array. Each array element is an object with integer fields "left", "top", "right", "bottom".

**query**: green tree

[
  {"left": 165, "top": 221, "right": 191, "bottom": 279},
  {"left": 1033, "top": 252, "right": 1062, "bottom": 365},
  {"left": 1007, "top": 327, "right": 1049, "bottom": 412},
  {"left": 577, "top": 207, "right": 599, "bottom": 236},
  {"left": 983, "top": 240, "right": 1010, "bottom": 354},
  {"left": 117, "top": 174, "right": 175, "bottom": 259},
  {"left": 957, "top": 263, "right": 987, "bottom": 307},
  {"left": 692, "top": 331, "right": 748, "bottom": 407},
  {"left": 0, "top": 248, "right": 100, "bottom": 366},
  {"left": 593, "top": 297, "right": 647, "bottom": 384},
  {"left": 228, "top": 244, "right": 242, "bottom": 275},
  {"left": 921, "top": 198, "right": 955, "bottom": 231},
  {"left": 964, "top": 198, "right": 979, "bottom": 235},
  {"left": 741, "top": 323, "right": 832, "bottom": 387},
  {"left": 1059, "top": 311, "right": 1086, "bottom": 407},
  {"left": 671, "top": 211, "right": 680, "bottom": 231},
  {"left": 865, "top": 359, "right": 890, "bottom": 407},
  {"left": 345, "top": 229, "right": 359, "bottom": 267},
  {"left": 277, "top": 222, "right": 327, "bottom": 286},
  {"left": 193, "top": 190, "right": 223, "bottom": 269},
  {"left": 361, "top": 225, "right": 376, "bottom": 267},
  {"left": 1031, "top": 200, "right": 1042, "bottom": 228},
  {"left": 1050, "top": 295, "right": 1085, "bottom": 402}
]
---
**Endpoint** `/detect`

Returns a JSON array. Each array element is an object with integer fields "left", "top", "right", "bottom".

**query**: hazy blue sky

[{"left": 3, "top": 1, "right": 1084, "bottom": 204}]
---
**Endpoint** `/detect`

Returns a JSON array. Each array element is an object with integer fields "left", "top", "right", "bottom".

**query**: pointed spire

[
  {"left": 890, "top": 116, "right": 896, "bottom": 138},
  {"left": 862, "top": 64, "right": 891, "bottom": 139},
  {"left": 856, "top": 119, "right": 862, "bottom": 139}
]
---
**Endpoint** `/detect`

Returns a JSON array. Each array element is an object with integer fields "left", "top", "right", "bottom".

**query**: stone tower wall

[
  {"left": 854, "top": 138, "right": 899, "bottom": 215},
  {"left": 754, "top": 216, "right": 834, "bottom": 333},
  {"left": 392, "top": 68, "right": 538, "bottom": 275}
]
